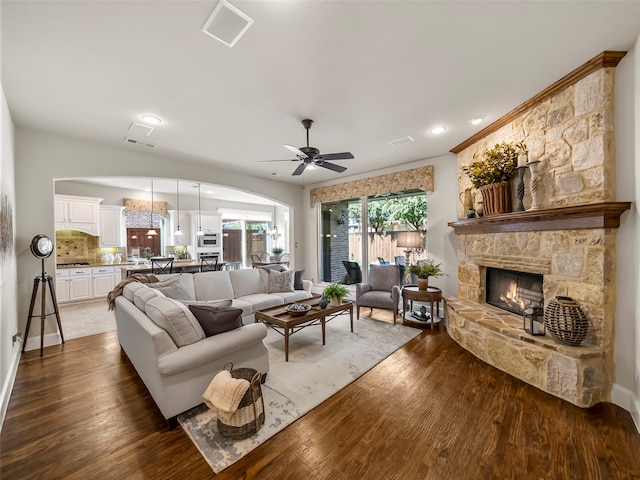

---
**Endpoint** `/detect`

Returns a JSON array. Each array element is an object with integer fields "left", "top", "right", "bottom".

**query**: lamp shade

[{"left": 396, "top": 231, "right": 421, "bottom": 248}]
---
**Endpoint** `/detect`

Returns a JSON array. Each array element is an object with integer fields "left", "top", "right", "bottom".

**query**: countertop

[{"left": 55, "top": 259, "right": 199, "bottom": 269}]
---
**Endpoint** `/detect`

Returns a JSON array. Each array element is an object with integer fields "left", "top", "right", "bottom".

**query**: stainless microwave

[{"left": 197, "top": 234, "right": 218, "bottom": 247}]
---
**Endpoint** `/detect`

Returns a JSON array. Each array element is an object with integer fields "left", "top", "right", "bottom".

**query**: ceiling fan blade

[
  {"left": 316, "top": 161, "right": 347, "bottom": 173},
  {"left": 258, "top": 158, "right": 300, "bottom": 163},
  {"left": 314, "top": 152, "right": 354, "bottom": 161},
  {"left": 283, "top": 144, "right": 307, "bottom": 158},
  {"left": 292, "top": 163, "right": 307, "bottom": 176}
]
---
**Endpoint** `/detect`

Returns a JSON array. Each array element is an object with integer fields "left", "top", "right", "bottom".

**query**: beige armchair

[{"left": 356, "top": 264, "right": 402, "bottom": 324}]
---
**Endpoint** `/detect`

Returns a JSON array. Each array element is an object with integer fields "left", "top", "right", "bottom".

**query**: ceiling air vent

[
  {"left": 201, "top": 0, "right": 254, "bottom": 48},
  {"left": 129, "top": 122, "right": 154, "bottom": 136},
  {"left": 124, "top": 137, "right": 156, "bottom": 148},
  {"left": 388, "top": 136, "right": 414, "bottom": 147}
]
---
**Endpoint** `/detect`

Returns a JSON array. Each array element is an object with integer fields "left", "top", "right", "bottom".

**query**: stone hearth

[{"left": 446, "top": 52, "right": 630, "bottom": 408}]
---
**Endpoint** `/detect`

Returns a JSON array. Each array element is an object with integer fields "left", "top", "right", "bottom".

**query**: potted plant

[
  {"left": 272, "top": 247, "right": 284, "bottom": 261},
  {"left": 408, "top": 259, "right": 444, "bottom": 291},
  {"left": 461, "top": 141, "right": 526, "bottom": 215},
  {"left": 323, "top": 283, "right": 350, "bottom": 306}
]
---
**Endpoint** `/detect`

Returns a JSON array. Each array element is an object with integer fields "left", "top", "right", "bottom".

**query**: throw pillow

[
  {"left": 294, "top": 269, "right": 305, "bottom": 290},
  {"left": 258, "top": 264, "right": 287, "bottom": 272},
  {"left": 268, "top": 269, "right": 295, "bottom": 293},
  {"left": 148, "top": 274, "right": 195, "bottom": 301},
  {"left": 144, "top": 296, "right": 205, "bottom": 346},
  {"left": 188, "top": 305, "right": 244, "bottom": 337}
]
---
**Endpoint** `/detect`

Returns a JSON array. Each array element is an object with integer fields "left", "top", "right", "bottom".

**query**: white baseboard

[
  {"left": 0, "top": 339, "right": 22, "bottom": 434},
  {"left": 23, "top": 332, "right": 62, "bottom": 352},
  {"left": 611, "top": 383, "right": 640, "bottom": 434}
]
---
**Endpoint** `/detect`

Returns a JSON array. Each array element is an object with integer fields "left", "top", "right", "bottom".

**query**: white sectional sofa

[{"left": 113, "top": 268, "right": 312, "bottom": 422}]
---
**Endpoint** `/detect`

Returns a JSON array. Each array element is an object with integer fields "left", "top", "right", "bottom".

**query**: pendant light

[
  {"left": 268, "top": 203, "right": 281, "bottom": 241},
  {"left": 196, "top": 183, "right": 204, "bottom": 236},
  {"left": 174, "top": 180, "right": 183, "bottom": 236},
  {"left": 146, "top": 178, "right": 157, "bottom": 236}
]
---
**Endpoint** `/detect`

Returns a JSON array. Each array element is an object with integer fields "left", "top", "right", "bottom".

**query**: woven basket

[
  {"left": 216, "top": 362, "right": 265, "bottom": 439},
  {"left": 544, "top": 296, "right": 588, "bottom": 346}
]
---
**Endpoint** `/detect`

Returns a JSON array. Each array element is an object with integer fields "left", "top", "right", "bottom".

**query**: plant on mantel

[
  {"left": 461, "top": 141, "right": 527, "bottom": 216},
  {"left": 461, "top": 141, "right": 526, "bottom": 188}
]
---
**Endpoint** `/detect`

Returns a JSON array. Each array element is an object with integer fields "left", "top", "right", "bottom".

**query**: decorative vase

[
  {"left": 459, "top": 188, "right": 473, "bottom": 218},
  {"left": 417, "top": 278, "right": 429, "bottom": 291},
  {"left": 329, "top": 297, "right": 341, "bottom": 307},
  {"left": 544, "top": 296, "right": 588, "bottom": 346},
  {"left": 478, "top": 181, "right": 511, "bottom": 216},
  {"left": 318, "top": 296, "right": 329, "bottom": 309}
]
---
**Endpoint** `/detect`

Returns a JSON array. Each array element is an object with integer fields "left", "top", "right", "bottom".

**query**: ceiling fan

[{"left": 260, "top": 119, "right": 354, "bottom": 175}]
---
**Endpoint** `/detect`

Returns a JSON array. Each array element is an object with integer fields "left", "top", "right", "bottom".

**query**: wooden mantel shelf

[{"left": 448, "top": 202, "right": 631, "bottom": 235}]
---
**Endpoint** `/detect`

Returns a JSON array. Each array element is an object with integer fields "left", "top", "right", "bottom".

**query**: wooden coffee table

[{"left": 255, "top": 297, "right": 354, "bottom": 361}]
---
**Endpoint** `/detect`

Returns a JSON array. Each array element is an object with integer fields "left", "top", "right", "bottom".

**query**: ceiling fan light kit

[{"left": 260, "top": 118, "right": 354, "bottom": 176}]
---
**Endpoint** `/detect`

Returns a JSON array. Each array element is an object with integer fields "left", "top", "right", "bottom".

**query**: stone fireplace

[{"left": 445, "top": 52, "right": 630, "bottom": 408}]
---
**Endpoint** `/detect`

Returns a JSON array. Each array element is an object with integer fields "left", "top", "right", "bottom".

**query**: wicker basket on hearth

[{"left": 544, "top": 296, "right": 588, "bottom": 346}]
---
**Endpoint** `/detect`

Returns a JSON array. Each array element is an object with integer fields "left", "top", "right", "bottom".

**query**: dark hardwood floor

[{"left": 2, "top": 315, "right": 639, "bottom": 479}]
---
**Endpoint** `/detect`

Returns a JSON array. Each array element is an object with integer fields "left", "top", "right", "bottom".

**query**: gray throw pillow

[
  {"left": 148, "top": 275, "right": 195, "bottom": 301},
  {"left": 268, "top": 269, "right": 295, "bottom": 293},
  {"left": 294, "top": 269, "right": 305, "bottom": 290},
  {"left": 187, "top": 305, "right": 244, "bottom": 337}
]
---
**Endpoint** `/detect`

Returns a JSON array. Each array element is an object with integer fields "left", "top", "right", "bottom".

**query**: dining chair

[
  {"left": 200, "top": 255, "right": 219, "bottom": 272},
  {"left": 150, "top": 257, "right": 174, "bottom": 275}
]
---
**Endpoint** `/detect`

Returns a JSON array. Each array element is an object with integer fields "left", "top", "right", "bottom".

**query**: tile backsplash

[{"left": 56, "top": 231, "right": 126, "bottom": 264}]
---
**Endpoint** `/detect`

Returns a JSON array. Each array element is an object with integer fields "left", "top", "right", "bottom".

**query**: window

[{"left": 319, "top": 190, "right": 427, "bottom": 284}]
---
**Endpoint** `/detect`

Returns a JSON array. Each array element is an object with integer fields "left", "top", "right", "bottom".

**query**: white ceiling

[{"left": 3, "top": 1, "right": 640, "bottom": 189}]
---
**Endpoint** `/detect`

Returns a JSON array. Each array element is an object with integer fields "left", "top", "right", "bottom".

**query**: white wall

[
  {"left": 614, "top": 34, "right": 640, "bottom": 428},
  {"left": 302, "top": 154, "right": 459, "bottom": 297},
  {"left": 13, "top": 127, "right": 304, "bottom": 341},
  {"left": 0, "top": 84, "right": 18, "bottom": 430}
]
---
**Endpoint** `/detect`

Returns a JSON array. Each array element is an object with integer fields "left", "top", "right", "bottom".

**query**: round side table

[{"left": 402, "top": 285, "right": 443, "bottom": 329}]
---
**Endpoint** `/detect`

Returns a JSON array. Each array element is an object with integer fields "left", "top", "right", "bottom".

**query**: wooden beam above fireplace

[{"left": 448, "top": 202, "right": 631, "bottom": 235}]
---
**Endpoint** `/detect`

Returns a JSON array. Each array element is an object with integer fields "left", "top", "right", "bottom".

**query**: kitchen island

[{"left": 118, "top": 259, "right": 228, "bottom": 278}]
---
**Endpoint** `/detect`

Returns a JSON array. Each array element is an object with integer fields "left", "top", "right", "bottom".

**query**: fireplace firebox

[{"left": 486, "top": 268, "right": 543, "bottom": 315}]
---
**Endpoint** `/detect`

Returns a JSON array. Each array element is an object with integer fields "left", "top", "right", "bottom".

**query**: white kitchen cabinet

[
  {"left": 56, "top": 267, "right": 97, "bottom": 303},
  {"left": 189, "top": 211, "right": 221, "bottom": 235},
  {"left": 55, "top": 195, "right": 101, "bottom": 235},
  {"left": 92, "top": 266, "right": 115, "bottom": 298},
  {"left": 99, "top": 205, "right": 125, "bottom": 247},
  {"left": 55, "top": 269, "right": 70, "bottom": 303}
]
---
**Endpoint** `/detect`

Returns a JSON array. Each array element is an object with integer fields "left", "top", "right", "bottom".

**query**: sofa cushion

[
  {"left": 192, "top": 271, "right": 235, "bottom": 301},
  {"left": 230, "top": 299, "right": 253, "bottom": 316},
  {"left": 269, "top": 290, "right": 313, "bottom": 303},
  {"left": 123, "top": 281, "right": 148, "bottom": 302},
  {"left": 133, "top": 286, "right": 165, "bottom": 312},
  {"left": 235, "top": 293, "right": 284, "bottom": 311},
  {"left": 294, "top": 269, "right": 305, "bottom": 290},
  {"left": 267, "top": 269, "right": 295, "bottom": 293},
  {"left": 230, "top": 269, "right": 266, "bottom": 297},
  {"left": 187, "top": 305, "right": 244, "bottom": 337},
  {"left": 148, "top": 274, "right": 195, "bottom": 301},
  {"left": 179, "top": 299, "right": 233, "bottom": 309},
  {"left": 144, "top": 296, "right": 205, "bottom": 347},
  {"left": 154, "top": 273, "right": 197, "bottom": 300}
]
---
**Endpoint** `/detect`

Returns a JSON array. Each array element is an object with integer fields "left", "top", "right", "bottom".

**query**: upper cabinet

[
  {"left": 55, "top": 195, "right": 101, "bottom": 235},
  {"left": 190, "top": 211, "right": 221, "bottom": 235},
  {"left": 99, "top": 205, "right": 125, "bottom": 247}
]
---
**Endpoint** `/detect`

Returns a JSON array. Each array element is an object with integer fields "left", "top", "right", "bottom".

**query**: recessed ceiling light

[
  {"left": 141, "top": 114, "right": 162, "bottom": 125},
  {"left": 428, "top": 126, "right": 446, "bottom": 135},
  {"left": 469, "top": 116, "right": 485, "bottom": 125}
]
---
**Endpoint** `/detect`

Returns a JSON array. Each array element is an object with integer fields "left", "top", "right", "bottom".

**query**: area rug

[{"left": 177, "top": 314, "right": 421, "bottom": 473}]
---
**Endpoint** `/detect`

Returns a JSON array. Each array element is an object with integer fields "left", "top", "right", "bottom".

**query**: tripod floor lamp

[{"left": 23, "top": 234, "right": 64, "bottom": 357}]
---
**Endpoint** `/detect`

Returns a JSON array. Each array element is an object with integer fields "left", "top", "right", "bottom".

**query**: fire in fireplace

[{"left": 486, "top": 267, "right": 543, "bottom": 315}]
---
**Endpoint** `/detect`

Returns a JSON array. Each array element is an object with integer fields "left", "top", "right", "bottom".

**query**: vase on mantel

[{"left": 478, "top": 182, "right": 511, "bottom": 216}]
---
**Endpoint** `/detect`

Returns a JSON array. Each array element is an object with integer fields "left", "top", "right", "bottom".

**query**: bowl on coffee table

[{"left": 285, "top": 303, "right": 311, "bottom": 317}]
